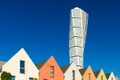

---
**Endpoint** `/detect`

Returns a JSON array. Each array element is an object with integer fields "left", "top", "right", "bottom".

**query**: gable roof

[
  {"left": 36, "top": 61, "right": 46, "bottom": 69},
  {"left": 36, "top": 56, "right": 60, "bottom": 70},
  {"left": 79, "top": 68, "right": 87, "bottom": 75},
  {"left": 61, "top": 64, "right": 70, "bottom": 73},
  {"left": 94, "top": 71, "right": 100, "bottom": 77},
  {"left": 106, "top": 73, "right": 111, "bottom": 79},
  {"left": 0, "top": 61, "right": 6, "bottom": 72}
]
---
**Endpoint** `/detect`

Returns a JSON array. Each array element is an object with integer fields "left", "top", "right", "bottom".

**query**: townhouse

[
  {"left": 106, "top": 72, "right": 116, "bottom": 80},
  {"left": 1, "top": 48, "right": 38, "bottom": 80},
  {"left": 94, "top": 69, "right": 107, "bottom": 80},
  {"left": 61, "top": 62, "right": 82, "bottom": 80},
  {"left": 36, "top": 56, "right": 64, "bottom": 80},
  {"left": 79, "top": 66, "right": 96, "bottom": 80}
]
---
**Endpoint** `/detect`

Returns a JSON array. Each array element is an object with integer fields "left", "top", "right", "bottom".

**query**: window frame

[
  {"left": 20, "top": 60, "right": 25, "bottom": 74},
  {"left": 72, "top": 70, "right": 75, "bottom": 80},
  {"left": 101, "top": 75, "right": 103, "bottom": 80},
  {"left": 29, "top": 77, "right": 33, "bottom": 80},
  {"left": 88, "top": 73, "right": 91, "bottom": 80},
  {"left": 10, "top": 76, "right": 15, "bottom": 80},
  {"left": 50, "top": 66, "right": 54, "bottom": 78}
]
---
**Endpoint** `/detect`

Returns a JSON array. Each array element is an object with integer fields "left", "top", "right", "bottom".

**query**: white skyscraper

[{"left": 69, "top": 7, "right": 88, "bottom": 69}]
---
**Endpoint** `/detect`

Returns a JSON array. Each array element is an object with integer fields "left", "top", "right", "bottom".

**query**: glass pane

[
  {"left": 29, "top": 78, "right": 33, "bottom": 80},
  {"left": 20, "top": 68, "right": 25, "bottom": 73},
  {"left": 50, "top": 66, "right": 54, "bottom": 72},
  {"left": 10, "top": 76, "right": 15, "bottom": 80},
  {"left": 20, "top": 60, "right": 25, "bottom": 68},
  {"left": 50, "top": 66, "right": 54, "bottom": 77},
  {"left": 72, "top": 70, "right": 75, "bottom": 80}
]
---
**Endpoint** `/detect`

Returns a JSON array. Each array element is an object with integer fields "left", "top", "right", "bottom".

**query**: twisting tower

[{"left": 69, "top": 7, "right": 88, "bottom": 69}]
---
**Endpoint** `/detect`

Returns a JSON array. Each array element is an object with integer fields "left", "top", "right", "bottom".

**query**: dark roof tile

[
  {"left": 106, "top": 73, "right": 111, "bottom": 79},
  {"left": 61, "top": 64, "right": 70, "bottom": 73},
  {"left": 79, "top": 68, "right": 87, "bottom": 75},
  {"left": 36, "top": 61, "right": 46, "bottom": 69},
  {"left": 94, "top": 71, "right": 100, "bottom": 77}
]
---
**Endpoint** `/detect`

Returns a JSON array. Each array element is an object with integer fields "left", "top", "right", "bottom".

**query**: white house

[
  {"left": 61, "top": 62, "right": 82, "bottom": 80},
  {"left": 106, "top": 72, "right": 116, "bottom": 80},
  {"left": 2, "top": 48, "right": 38, "bottom": 80}
]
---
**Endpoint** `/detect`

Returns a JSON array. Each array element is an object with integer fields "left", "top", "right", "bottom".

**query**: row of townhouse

[{"left": 0, "top": 48, "right": 118, "bottom": 80}]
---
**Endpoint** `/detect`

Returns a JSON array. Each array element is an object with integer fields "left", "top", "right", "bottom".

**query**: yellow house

[{"left": 94, "top": 69, "right": 107, "bottom": 80}]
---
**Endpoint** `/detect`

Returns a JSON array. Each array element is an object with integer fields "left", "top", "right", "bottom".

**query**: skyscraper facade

[{"left": 69, "top": 7, "right": 88, "bottom": 69}]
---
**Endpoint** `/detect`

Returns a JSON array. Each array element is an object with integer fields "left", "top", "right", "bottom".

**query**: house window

[
  {"left": 29, "top": 78, "right": 33, "bottom": 80},
  {"left": 82, "top": 78, "right": 83, "bottom": 80},
  {"left": 10, "top": 76, "right": 15, "bottom": 80},
  {"left": 20, "top": 60, "right": 25, "bottom": 74},
  {"left": 72, "top": 70, "right": 75, "bottom": 80},
  {"left": 88, "top": 73, "right": 91, "bottom": 80},
  {"left": 111, "top": 77, "right": 113, "bottom": 80},
  {"left": 50, "top": 66, "right": 54, "bottom": 78},
  {"left": 101, "top": 75, "right": 103, "bottom": 80}
]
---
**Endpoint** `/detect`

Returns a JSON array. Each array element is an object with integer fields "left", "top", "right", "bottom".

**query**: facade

[
  {"left": 2, "top": 48, "right": 38, "bottom": 80},
  {"left": 106, "top": 72, "right": 116, "bottom": 80},
  {"left": 61, "top": 63, "right": 82, "bottom": 80},
  {"left": 79, "top": 66, "right": 96, "bottom": 80},
  {"left": 36, "top": 56, "right": 64, "bottom": 80},
  {"left": 94, "top": 69, "right": 107, "bottom": 80},
  {"left": 69, "top": 7, "right": 88, "bottom": 69}
]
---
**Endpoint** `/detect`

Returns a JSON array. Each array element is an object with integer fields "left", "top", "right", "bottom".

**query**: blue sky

[{"left": 0, "top": 0, "right": 120, "bottom": 77}]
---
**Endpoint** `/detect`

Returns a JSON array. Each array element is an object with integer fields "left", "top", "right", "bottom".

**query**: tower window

[
  {"left": 20, "top": 60, "right": 25, "bottom": 74},
  {"left": 50, "top": 66, "right": 54, "bottom": 78},
  {"left": 72, "top": 70, "right": 75, "bottom": 80}
]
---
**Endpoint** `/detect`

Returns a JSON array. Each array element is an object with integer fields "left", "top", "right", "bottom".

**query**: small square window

[
  {"left": 29, "top": 78, "right": 33, "bottom": 80},
  {"left": 10, "top": 76, "right": 15, "bottom": 80}
]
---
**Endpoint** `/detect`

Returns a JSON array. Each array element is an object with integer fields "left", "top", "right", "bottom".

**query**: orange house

[
  {"left": 79, "top": 66, "right": 96, "bottom": 80},
  {"left": 36, "top": 56, "right": 64, "bottom": 80}
]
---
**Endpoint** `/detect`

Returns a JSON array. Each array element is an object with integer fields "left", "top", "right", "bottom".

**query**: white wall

[
  {"left": 64, "top": 63, "right": 82, "bottom": 80},
  {"left": 2, "top": 48, "right": 38, "bottom": 80}
]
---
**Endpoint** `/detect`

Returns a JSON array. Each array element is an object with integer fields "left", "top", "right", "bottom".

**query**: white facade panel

[
  {"left": 71, "top": 7, "right": 81, "bottom": 17},
  {"left": 70, "top": 47, "right": 83, "bottom": 57},
  {"left": 72, "top": 18, "right": 81, "bottom": 27},
  {"left": 69, "top": 37, "right": 83, "bottom": 48},
  {"left": 70, "top": 28, "right": 83, "bottom": 38}
]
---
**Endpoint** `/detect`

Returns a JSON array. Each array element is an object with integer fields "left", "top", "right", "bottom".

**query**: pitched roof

[
  {"left": 61, "top": 64, "right": 70, "bottom": 73},
  {"left": 36, "top": 61, "right": 46, "bottom": 69},
  {"left": 79, "top": 68, "right": 87, "bottom": 75},
  {"left": 94, "top": 71, "right": 100, "bottom": 77},
  {"left": 106, "top": 73, "right": 111, "bottom": 79},
  {"left": 0, "top": 61, "right": 6, "bottom": 72}
]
